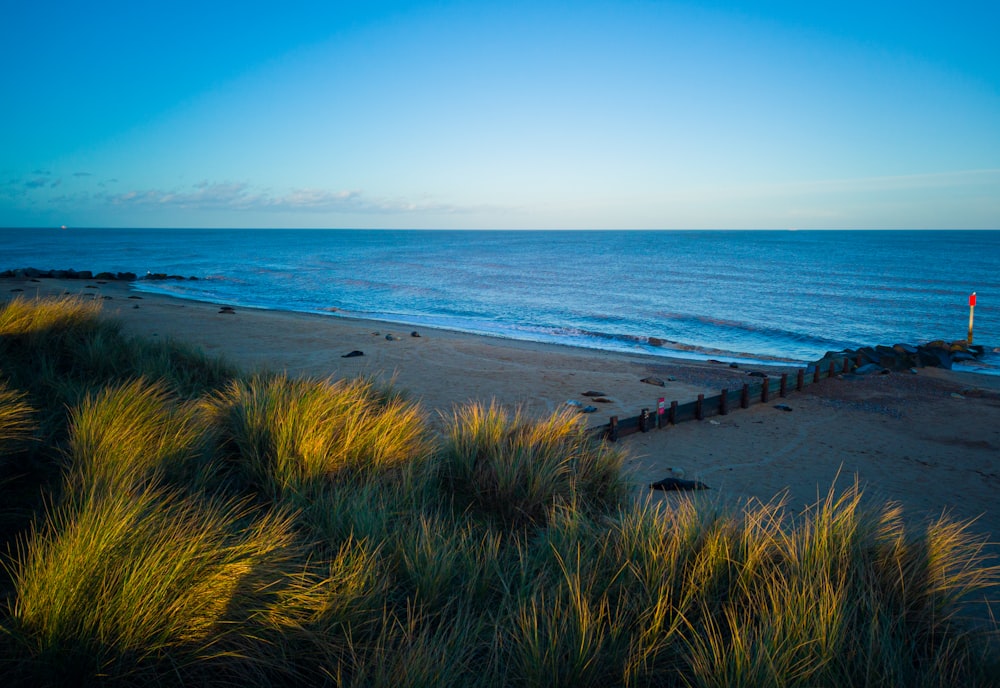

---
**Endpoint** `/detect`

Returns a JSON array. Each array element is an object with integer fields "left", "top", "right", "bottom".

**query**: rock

[
  {"left": 411, "top": 331, "right": 421, "bottom": 337},
  {"left": 854, "top": 363, "right": 886, "bottom": 375},
  {"left": 581, "top": 405, "right": 598, "bottom": 413},
  {"left": 648, "top": 337, "right": 665, "bottom": 347},
  {"left": 650, "top": 477, "right": 710, "bottom": 491},
  {"left": 592, "top": 397, "right": 613, "bottom": 403},
  {"left": 128, "top": 295, "right": 143, "bottom": 299},
  {"left": 951, "top": 352, "right": 977, "bottom": 362},
  {"left": 748, "top": 371, "right": 768, "bottom": 378},
  {"left": 773, "top": 404, "right": 793, "bottom": 412},
  {"left": 729, "top": 362, "right": 739, "bottom": 369},
  {"left": 95, "top": 272, "right": 116, "bottom": 280},
  {"left": 640, "top": 377, "right": 666, "bottom": 387},
  {"left": 582, "top": 391, "right": 607, "bottom": 397},
  {"left": 342, "top": 350, "right": 364, "bottom": 358},
  {"left": 385, "top": 334, "right": 397, "bottom": 341},
  {"left": 667, "top": 376, "right": 677, "bottom": 382}
]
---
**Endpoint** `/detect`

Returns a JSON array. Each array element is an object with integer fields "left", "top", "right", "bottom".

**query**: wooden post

[
  {"left": 827, "top": 361, "right": 836, "bottom": 378},
  {"left": 695, "top": 394, "right": 704, "bottom": 420},
  {"left": 720, "top": 389, "right": 728, "bottom": 415},
  {"left": 608, "top": 416, "right": 618, "bottom": 442},
  {"left": 813, "top": 366, "right": 820, "bottom": 383},
  {"left": 779, "top": 373, "right": 788, "bottom": 397},
  {"left": 843, "top": 358, "right": 851, "bottom": 374},
  {"left": 761, "top": 381, "right": 769, "bottom": 403},
  {"left": 741, "top": 383, "right": 749, "bottom": 409},
  {"left": 669, "top": 400, "right": 678, "bottom": 425},
  {"left": 639, "top": 408, "right": 650, "bottom": 432},
  {"left": 796, "top": 369, "right": 804, "bottom": 391}
]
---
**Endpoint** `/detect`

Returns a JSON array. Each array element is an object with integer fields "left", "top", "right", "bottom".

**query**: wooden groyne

[{"left": 595, "top": 340, "right": 987, "bottom": 442}]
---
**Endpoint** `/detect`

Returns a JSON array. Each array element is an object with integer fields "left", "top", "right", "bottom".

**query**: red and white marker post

[{"left": 968, "top": 292, "right": 976, "bottom": 344}]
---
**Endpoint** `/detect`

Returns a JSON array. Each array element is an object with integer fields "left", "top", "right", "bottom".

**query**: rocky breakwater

[
  {"left": 2, "top": 267, "right": 199, "bottom": 282},
  {"left": 816, "top": 340, "right": 987, "bottom": 373}
]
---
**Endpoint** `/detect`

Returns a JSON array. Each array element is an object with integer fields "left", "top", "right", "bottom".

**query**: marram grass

[
  {"left": 203, "top": 374, "right": 432, "bottom": 500},
  {"left": 0, "top": 295, "right": 997, "bottom": 686},
  {"left": 0, "top": 382, "right": 35, "bottom": 454},
  {"left": 440, "top": 401, "right": 627, "bottom": 528}
]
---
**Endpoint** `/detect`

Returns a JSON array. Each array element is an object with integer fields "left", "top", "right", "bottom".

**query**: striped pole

[{"left": 968, "top": 292, "right": 976, "bottom": 344}]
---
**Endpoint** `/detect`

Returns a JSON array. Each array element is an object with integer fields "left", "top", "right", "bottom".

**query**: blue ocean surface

[{"left": 3, "top": 228, "right": 999, "bottom": 372}]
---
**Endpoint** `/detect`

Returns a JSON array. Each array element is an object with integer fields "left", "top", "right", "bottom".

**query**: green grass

[{"left": 0, "top": 295, "right": 997, "bottom": 686}]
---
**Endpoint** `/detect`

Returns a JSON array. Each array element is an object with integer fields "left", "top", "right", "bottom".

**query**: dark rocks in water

[
  {"left": 650, "top": 477, "right": 710, "bottom": 491},
  {"left": 143, "top": 272, "right": 188, "bottom": 281},
  {"left": 342, "top": 350, "right": 364, "bottom": 358},
  {"left": 648, "top": 337, "right": 665, "bottom": 347},
  {"left": 582, "top": 391, "right": 607, "bottom": 397},
  {"left": 95, "top": 272, "right": 116, "bottom": 280},
  {"left": 640, "top": 377, "right": 666, "bottom": 387},
  {"left": 834, "top": 338, "right": 987, "bottom": 374},
  {"left": 218, "top": 306, "right": 235, "bottom": 315}
]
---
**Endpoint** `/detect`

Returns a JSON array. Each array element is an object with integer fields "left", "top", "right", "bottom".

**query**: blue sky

[{"left": 2, "top": 1, "right": 998, "bottom": 229}]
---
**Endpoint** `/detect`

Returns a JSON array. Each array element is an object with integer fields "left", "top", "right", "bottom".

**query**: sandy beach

[{"left": 7, "top": 276, "right": 1000, "bottom": 546}]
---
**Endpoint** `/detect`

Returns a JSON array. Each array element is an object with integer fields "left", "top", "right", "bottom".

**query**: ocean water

[{"left": 3, "top": 228, "right": 999, "bottom": 372}]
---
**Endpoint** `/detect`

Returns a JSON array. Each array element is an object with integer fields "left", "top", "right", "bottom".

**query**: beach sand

[{"left": 7, "top": 277, "right": 1000, "bottom": 552}]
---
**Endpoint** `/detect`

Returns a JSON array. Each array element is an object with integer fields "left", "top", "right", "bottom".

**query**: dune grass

[{"left": 0, "top": 295, "right": 997, "bottom": 686}]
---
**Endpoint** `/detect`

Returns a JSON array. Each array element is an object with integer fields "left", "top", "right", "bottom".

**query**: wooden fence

[{"left": 595, "top": 354, "right": 857, "bottom": 442}]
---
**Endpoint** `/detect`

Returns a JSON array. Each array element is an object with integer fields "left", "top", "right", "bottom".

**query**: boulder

[
  {"left": 640, "top": 377, "right": 666, "bottom": 387},
  {"left": 854, "top": 363, "right": 886, "bottom": 375},
  {"left": 650, "top": 477, "right": 710, "bottom": 491},
  {"left": 342, "top": 350, "right": 364, "bottom": 358}
]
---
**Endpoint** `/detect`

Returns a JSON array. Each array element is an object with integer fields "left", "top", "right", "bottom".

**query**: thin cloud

[{"left": 106, "top": 181, "right": 465, "bottom": 215}]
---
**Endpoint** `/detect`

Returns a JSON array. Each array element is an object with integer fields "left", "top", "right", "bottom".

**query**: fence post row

[{"left": 598, "top": 356, "right": 853, "bottom": 441}]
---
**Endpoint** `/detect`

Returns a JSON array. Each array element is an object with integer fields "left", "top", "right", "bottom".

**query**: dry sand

[{"left": 7, "top": 277, "right": 1000, "bottom": 549}]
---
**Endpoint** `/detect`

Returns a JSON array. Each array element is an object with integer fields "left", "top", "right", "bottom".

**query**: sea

[{"left": 3, "top": 228, "right": 999, "bottom": 374}]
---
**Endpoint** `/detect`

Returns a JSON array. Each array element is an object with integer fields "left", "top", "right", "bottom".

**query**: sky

[{"left": 2, "top": 0, "right": 999, "bottom": 230}]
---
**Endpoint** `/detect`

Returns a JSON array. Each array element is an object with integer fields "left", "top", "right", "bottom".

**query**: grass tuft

[
  {"left": 203, "top": 374, "right": 431, "bottom": 501},
  {"left": 439, "top": 401, "right": 627, "bottom": 528}
]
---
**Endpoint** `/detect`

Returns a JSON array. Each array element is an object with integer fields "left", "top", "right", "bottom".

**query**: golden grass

[{"left": 0, "top": 295, "right": 997, "bottom": 686}]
